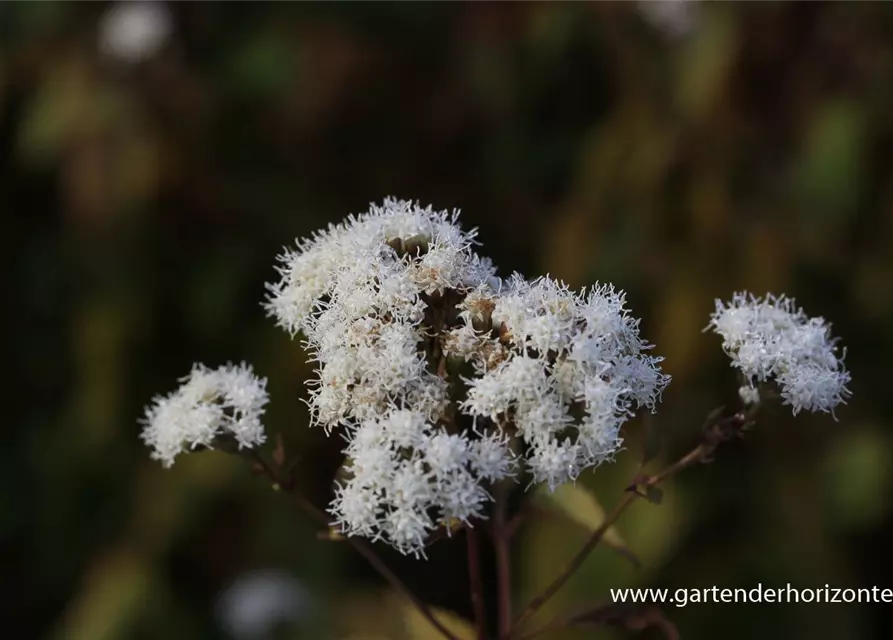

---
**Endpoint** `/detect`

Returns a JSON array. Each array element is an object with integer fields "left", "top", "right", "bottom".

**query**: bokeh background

[{"left": 4, "top": 1, "right": 893, "bottom": 639}]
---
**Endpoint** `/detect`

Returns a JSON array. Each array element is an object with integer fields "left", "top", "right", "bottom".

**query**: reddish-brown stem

[
  {"left": 246, "top": 450, "right": 461, "bottom": 640},
  {"left": 510, "top": 442, "right": 711, "bottom": 635},
  {"left": 494, "top": 481, "right": 513, "bottom": 639},
  {"left": 466, "top": 525, "right": 487, "bottom": 640}
]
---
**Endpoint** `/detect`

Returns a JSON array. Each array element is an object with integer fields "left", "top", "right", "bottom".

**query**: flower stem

[
  {"left": 466, "top": 525, "right": 487, "bottom": 640},
  {"left": 494, "top": 481, "right": 513, "bottom": 639},
  {"left": 510, "top": 442, "right": 711, "bottom": 635},
  {"left": 246, "top": 450, "right": 462, "bottom": 640}
]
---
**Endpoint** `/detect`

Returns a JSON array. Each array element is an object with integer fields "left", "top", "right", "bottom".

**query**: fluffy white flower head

[
  {"left": 459, "top": 276, "right": 670, "bottom": 490},
  {"left": 330, "top": 413, "right": 515, "bottom": 557},
  {"left": 141, "top": 363, "right": 269, "bottom": 467},
  {"left": 707, "top": 292, "right": 851, "bottom": 417},
  {"left": 259, "top": 198, "right": 669, "bottom": 554},
  {"left": 264, "top": 197, "right": 496, "bottom": 338}
]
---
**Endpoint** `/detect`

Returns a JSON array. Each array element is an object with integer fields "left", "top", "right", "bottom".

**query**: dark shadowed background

[{"left": 3, "top": 1, "right": 893, "bottom": 639}]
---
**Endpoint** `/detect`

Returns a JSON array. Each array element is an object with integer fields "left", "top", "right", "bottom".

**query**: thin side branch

[
  {"left": 510, "top": 442, "right": 711, "bottom": 633},
  {"left": 511, "top": 408, "right": 752, "bottom": 635},
  {"left": 246, "top": 450, "right": 462, "bottom": 640}
]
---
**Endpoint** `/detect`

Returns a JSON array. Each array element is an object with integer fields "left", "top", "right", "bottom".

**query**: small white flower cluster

[
  {"left": 264, "top": 198, "right": 497, "bottom": 339},
  {"left": 455, "top": 275, "right": 669, "bottom": 490},
  {"left": 330, "top": 410, "right": 514, "bottom": 556},
  {"left": 140, "top": 363, "right": 269, "bottom": 467},
  {"left": 264, "top": 198, "right": 668, "bottom": 554},
  {"left": 707, "top": 292, "right": 851, "bottom": 416}
]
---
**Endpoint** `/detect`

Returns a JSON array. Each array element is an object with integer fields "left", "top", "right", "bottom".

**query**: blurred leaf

[
  {"left": 51, "top": 549, "right": 153, "bottom": 640},
  {"left": 226, "top": 33, "right": 296, "bottom": 97},
  {"left": 537, "top": 483, "right": 629, "bottom": 553},
  {"left": 794, "top": 101, "right": 864, "bottom": 219},
  {"left": 9, "top": 0, "right": 70, "bottom": 34},
  {"left": 18, "top": 61, "right": 87, "bottom": 162},
  {"left": 654, "top": 278, "right": 702, "bottom": 382},
  {"left": 402, "top": 601, "right": 476, "bottom": 640},
  {"left": 823, "top": 428, "right": 892, "bottom": 531},
  {"left": 73, "top": 296, "right": 128, "bottom": 449},
  {"left": 337, "top": 592, "right": 476, "bottom": 640},
  {"left": 524, "top": 4, "right": 577, "bottom": 64},
  {"left": 621, "top": 471, "right": 688, "bottom": 569},
  {"left": 336, "top": 591, "right": 407, "bottom": 639},
  {"left": 675, "top": 6, "right": 736, "bottom": 117}
]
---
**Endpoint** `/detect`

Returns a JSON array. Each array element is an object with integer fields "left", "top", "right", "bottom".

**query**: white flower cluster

[
  {"left": 707, "top": 292, "right": 851, "bottom": 416},
  {"left": 140, "top": 363, "right": 269, "bottom": 467},
  {"left": 139, "top": 198, "right": 856, "bottom": 557},
  {"left": 455, "top": 275, "right": 669, "bottom": 490},
  {"left": 264, "top": 198, "right": 498, "bottom": 339},
  {"left": 330, "top": 410, "right": 514, "bottom": 556},
  {"left": 265, "top": 198, "right": 668, "bottom": 554}
]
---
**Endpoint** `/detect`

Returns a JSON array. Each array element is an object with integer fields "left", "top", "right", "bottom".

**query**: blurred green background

[{"left": 4, "top": 1, "right": 893, "bottom": 639}]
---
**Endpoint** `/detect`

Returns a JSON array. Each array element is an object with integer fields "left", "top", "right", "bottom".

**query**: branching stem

[{"left": 510, "top": 442, "right": 711, "bottom": 634}]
